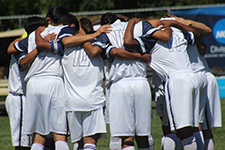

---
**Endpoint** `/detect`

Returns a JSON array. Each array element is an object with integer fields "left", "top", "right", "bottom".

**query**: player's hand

[
  {"left": 44, "top": 33, "right": 57, "bottom": 41},
  {"left": 140, "top": 53, "right": 151, "bottom": 63},
  {"left": 128, "top": 17, "right": 141, "bottom": 24},
  {"left": 158, "top": 20, "right": 176, "bottom": 29},
  {"left": 98, "top": 25, "right": 112, "bottom": 34}
]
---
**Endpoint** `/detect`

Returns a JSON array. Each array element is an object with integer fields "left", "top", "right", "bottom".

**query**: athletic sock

[
  {"left": 110, "top": 137, "right": 122, "bottom": 150},
  {"left": 148, "top": 135, "right": 154, "bottom": 150},
  {"left": 204, "top": 138, "right": 214, "bottom": 150},
  {"left": 73, "top": 143, "right": 79, "bottom": 150},
  {"left": 193, "top": 131, "right": 204, "bottom": 150},
  {"left": 181, "top": 136, "right": 197, "bottom": 150},
  {"left": 31, "top": 143, "right": 45, "bottom": 150},
  {"left": 83, "top": 143, "right": 96, "bottom": 150},
  {"left": 122, "top": 146, "right": 135, "bottom": 150},
  {"left": 161, "top": 134, "right": 177, "bottom": 150},
  {"left": 55, "top": 141, "right": 70, "bottom": 150}
]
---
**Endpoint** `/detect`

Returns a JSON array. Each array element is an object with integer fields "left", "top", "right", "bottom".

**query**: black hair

[
  {"left": 24, "top": 16, "right": 48, "bottom": 35},
  {"left": 58, "top": 13, "right": 79, "bottom": 33},
  {"left": 100, "top": 12, "right": 118, "bottom": 25},
  {"left": 46, "top": 6, "right": 69, "bottom": 25},
  {"left": 79, "top": 18, "right": 94, "bottom": 34}
]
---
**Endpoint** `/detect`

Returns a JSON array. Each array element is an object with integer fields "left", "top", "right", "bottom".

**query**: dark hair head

[
  {"left": 24, "top": 16, "right": 48, "bottom": 35},
  {"left": 79, "top": 18, "right": 94, "bottom": 34},
  {"left": 58, "top": 13, "right": 79, "bottom": 32},
  {"left": 46, "top": 6, "right": 69, "bottom": 25},
  {"left": 101, "top": 12, "right": 118, "bottom": 25}
]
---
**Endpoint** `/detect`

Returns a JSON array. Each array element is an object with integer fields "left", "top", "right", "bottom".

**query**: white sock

[
  {"left": 110, "top": 137, "right": 122, "bottom": 150},
  {"left": 122, "top": 146, "right": 135, "bottom": 150},
  {"left": 83, "top": 143, "right": 96, "bottom": 150},
  {"left": 73, "top": 143, "right": 79, "bottom": 150},
  {"left": 181, "top": 136, "right": 197, "bottom": 150},
  {"left": 31, "top": 143, "right": 45, "bottom": 150},
  {"left": 148, "top": 135, "right": 154, "bottom": 150},
  {"left": 204, "top": 138, "right": 214, "bottom": 150},
  {"left": 55, "top": 141, "right": 70, "bottom": 150},
  {"left": 161, "top": 134, "right": 177, "bottom": 150},
  {"left": 193, "top": 131, "right": 204, "bottom": 150}
]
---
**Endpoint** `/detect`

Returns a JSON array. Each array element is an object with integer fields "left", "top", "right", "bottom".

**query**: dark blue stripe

[{"left": 18, "top": 94, "right": 23, "bottom": 146}]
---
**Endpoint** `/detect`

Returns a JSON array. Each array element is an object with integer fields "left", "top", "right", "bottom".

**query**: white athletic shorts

[
  {"left": 194, "top": 71, "right": 208, "bottom": 124},
  {"left": 67, "top": 107, "right": 107, "bottom": 143},
  {"left": 5, "top": 93, "right": 32, "bottom": 147},
  {"left": 24, "top": 77, "right": 68, "bottom": 136},
  {"left": 201, "top": 72, "right": 222, "bottom": 130},
  {"left": 109, "top": 77, "right": 152, "bottom": 137},
  {"left": 165, "top": 71, "right": 199, "bottom": 131}
]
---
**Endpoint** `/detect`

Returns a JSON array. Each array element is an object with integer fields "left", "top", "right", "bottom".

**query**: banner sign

[{"left": 173, "top": 6, "right": 225, "bottom": 69}]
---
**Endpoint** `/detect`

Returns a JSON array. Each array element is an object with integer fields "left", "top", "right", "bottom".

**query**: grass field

[{"left": 0, "top": 99, "right": 224, "bottom": 150}]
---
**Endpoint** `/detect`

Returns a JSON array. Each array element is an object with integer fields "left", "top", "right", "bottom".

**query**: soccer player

[
  {"left": 91, "top": 12, "right": 153, "bottom": 150},
  {"left": 23, "top": 6, "right": 71, "bottom": 150},
  {"left": 124, "top": 17, "right": 203, "bottom": 150},
  {"left": 5, "top": 16, "right": 51, "bottom": 150}
]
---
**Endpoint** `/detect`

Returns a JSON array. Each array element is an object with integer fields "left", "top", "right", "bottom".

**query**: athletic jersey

[
  {"left": 136, "top": 26, "right": 194, "bottom": 81},
  {"left": 8, "top": 38, "right": 29, "bottom": 94},
  {"left": 94, "top": 20, "right": 152, "bottom": 82},
  {"left": 24, "top": 25, "right": 67, "bottom": 81},
  {"left": 199, "top": 55, "right": 211, "bottom": 72},
  {"left": 187, "top": 44, "right": 206, "bottom": 73},
  {"left": 60, "top": 27, "right": 105, "bottom": 111}
]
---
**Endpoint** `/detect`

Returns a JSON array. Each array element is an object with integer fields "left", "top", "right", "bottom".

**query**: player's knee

[{"left": 122, "top": 140, "right": 135, "bottom": 148}]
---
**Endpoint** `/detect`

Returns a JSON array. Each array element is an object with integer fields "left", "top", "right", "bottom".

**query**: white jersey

[
  {"left": 62, "top": 44, "right": 105, "bottom": 111},
  {"left": 24, "top": 25, "right": 66, "bottom": 81},
  {"left": 8, "top": 38, "right": 30, "bottom": 94},
  {"left": 94, "top": 20, "right": 148, "bottom": 82},
  {"left": 136, "top": 27, "right": 194, "bottom": 81},
  {"left": 187, "top": 44, "right": 206, "bottom": 72}
]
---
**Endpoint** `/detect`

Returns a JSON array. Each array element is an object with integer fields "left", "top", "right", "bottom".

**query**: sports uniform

[
  {"left": 5, "top": 37, "right": 32, "bottom": 147},
  {"left": 94, "top": 19, "right": 152, "bottom": 138},
  {"left": 23, "top": 25, "right": 68, "bottom": 136},
  {"left": 59, "top": 26, "right": 107, "bottom": 143}
]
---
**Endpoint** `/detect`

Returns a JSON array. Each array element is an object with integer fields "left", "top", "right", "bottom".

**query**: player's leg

[
  {"left": 31, "top": 134, "right": 46, "bottom": 150},
  {"left": 202, "top": 129, "right": 214, "bottom": 150},
  {"left": 110, "top": 136, "right": 122, "bottom": 150},
  {"left": 53, "top": 133, "right": 69, "bottom": 150},
  {"left": 120, "top": 136, "right": 135, "bottom": 150}
]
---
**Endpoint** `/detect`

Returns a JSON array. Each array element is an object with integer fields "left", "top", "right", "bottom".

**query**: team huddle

[{"left": 5, "top": 5, "right": 221, "bottom": 150}]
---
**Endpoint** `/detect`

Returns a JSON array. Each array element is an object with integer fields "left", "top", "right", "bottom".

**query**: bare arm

[
  {"left": 19, "top": 48, "right": 38, "bottom": 69},
  {"left": 82, "top": 42, "right": 102, "bottom": 57},
  {"left": 7, "top": 38, "right": 23, "bottom": 55},
  {"left": 62, "top": 25, "right": 112, "bottom": 47},
  {"left": 110, "top": 48, "right": 151, "bottom": 63}
]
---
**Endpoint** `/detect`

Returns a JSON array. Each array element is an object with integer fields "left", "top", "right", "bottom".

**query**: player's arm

[
  {"left": 7, "top": 38, "right": 23, "bottom": 55},
  {"left": 35, "top": 26, "right": 57, "bottom": 52},
  {"left": 19, "top": 48, "right": 38, "bottom": 69},
  {"left": 61, "top": 24, "right": 112, "bottom": 47},
  {"left": 158, "top": 20, "right": 201, "bottom": 38},
  {"left": 168, "top": 15, "right": 211, "bottom": 37},
  {"left": 82, "top": 42, "right": 102, "bottom": 57},
  {"left": 110, "top": 47, "right": 151, "bottom": 63}
]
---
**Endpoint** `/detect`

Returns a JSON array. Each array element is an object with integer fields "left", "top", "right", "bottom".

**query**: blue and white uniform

[
  {"left": 60, "top": 26, "right": 106, "bottom": 143},
  {"left": 136, "top": 25, "right": 199, "bottom": 131},
  {"left": 23, "top": 25, "right": 68, "bottom": 136},
  {"left": 94, "top": 20, "right": 152, "bottom": 137},
  {"left": 5, "top": 37, "right": 32, "bottom": 147}
]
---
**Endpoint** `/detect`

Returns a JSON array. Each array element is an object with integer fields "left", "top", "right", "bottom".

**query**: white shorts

[
  {"left": 165, "top": 72, "right": 199, "bottom": 131},
  {"left": 201, "top": 72, "right": 222, "bottom": 130},
  {"left": 5, "top": 93, "right": 32, "bottom": 147},
  {"left": 109, "top": 77, "right": 152, "bottom": 137},
  {"left": 194, "top": 71, "right": 208, "bottom": 124},
  {"left": 24, "top": 77, "right": 68, "bottom": 135},
  {"left": 67, "top": 107, "right": 107, "bottom": 143}
]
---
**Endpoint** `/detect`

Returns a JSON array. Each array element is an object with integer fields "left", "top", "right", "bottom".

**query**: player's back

[
  {"left": 150, "top": 27, "right": 193, "bottom": 81},
  {"left": 25, "top": 25, "right": 66, "bottom": 81}
]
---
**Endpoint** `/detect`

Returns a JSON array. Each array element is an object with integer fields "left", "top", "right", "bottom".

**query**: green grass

[{"left": 0, "top": 99, "right": 224, "bottom": 150}]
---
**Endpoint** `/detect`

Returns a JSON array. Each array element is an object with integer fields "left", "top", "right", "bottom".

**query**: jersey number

[{"left": 73, "top": 49, "right": 90, "bottom": 67}]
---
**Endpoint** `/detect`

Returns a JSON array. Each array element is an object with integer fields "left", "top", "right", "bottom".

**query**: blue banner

[{"left": 173, "top": 6, "right": 225, "bottom": 69}]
